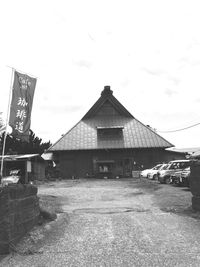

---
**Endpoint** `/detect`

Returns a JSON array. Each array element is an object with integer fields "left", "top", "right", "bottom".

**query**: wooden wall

[{"left": 54, "top": 148, "right": 185, "bottom": 179}]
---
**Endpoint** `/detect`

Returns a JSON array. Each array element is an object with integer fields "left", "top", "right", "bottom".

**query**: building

[
  {"left": 0, "top": 154, "right": 45, "bottom": 181},
  {"left": 48, "top": 86, "right": 175, "bottom": 179}
]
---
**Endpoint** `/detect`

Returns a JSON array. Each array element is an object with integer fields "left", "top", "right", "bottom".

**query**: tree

[
  {"left": 0, "top": 112, "right": 5, "bottom": 133},
  {"left": 0, "top": 129, "right": 51, "bottom": 155}
]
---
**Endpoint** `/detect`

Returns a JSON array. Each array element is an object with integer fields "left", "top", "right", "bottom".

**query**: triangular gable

[
  {"left": 94, "top": 100, "right": 121, "bottom": 117},
  {"left": 82, "top": 86, "right": 133, "bottom": 119}
]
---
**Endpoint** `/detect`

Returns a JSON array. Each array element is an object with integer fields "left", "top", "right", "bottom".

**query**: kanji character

[
  {"left": 17, "top": 97, "right": 28, "bottom": 107},
  {"left": 16, "top": 109, "right": 27, "bottom": 120},
  {"left": 15, "top": 121, "right": 24, "bottom": 133}
]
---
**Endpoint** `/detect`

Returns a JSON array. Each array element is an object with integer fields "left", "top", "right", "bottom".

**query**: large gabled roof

[{"left": 49, "top": 86, "right": 173, "bottom": 151}]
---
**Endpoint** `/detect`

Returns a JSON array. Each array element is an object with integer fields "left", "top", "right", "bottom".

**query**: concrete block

[
  {"left": 0, "top": 184, "right": 39, "bottom": 254},
  {"left": 192, "top": 196, "right": 200, "bottom": 211}
]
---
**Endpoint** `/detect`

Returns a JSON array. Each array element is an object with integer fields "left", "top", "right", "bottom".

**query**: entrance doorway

[{"left": 96, "top": 160, "right": 114, "bottom": 179}]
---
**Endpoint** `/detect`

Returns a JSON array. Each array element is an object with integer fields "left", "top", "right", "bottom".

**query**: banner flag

[{"left": 9, "top": 71, "right": 37, "bottom": 142}]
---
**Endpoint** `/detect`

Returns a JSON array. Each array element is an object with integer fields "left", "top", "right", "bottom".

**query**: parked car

[
  {"left": 158, "top": 160, "right": 191, "bottom": 184},
  {"left": 140, "top": 168, "right": 151, "bottom": 178},
  {"left": 170, "top": 167, "right": 190, "bottom": 187},
  {"left": 141, "top": 164, "right": 163, "bottom": 178},
  {"left": 147, "top": 163, "right": 169, "bottom": 180}
]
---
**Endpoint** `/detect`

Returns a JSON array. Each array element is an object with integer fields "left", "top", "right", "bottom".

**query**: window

[
  {"left": 169, "top": 161, "right": 190, "bottom": 170},
  {"left": 97, "top": 126, "right": 123, "bottom": 140}
]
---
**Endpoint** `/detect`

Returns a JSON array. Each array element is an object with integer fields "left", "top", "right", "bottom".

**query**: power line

[{"left": 157, "top": 122, "right": 200, "bottom": 133}]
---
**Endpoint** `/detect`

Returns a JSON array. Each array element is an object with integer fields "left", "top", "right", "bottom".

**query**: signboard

[{"left": 9, "top": 71, "right": 37, "bottom": 142}]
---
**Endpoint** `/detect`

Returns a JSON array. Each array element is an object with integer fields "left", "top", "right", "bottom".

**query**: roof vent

[{"left": 101, "top": 85, "right": 113, "bottom": 96}]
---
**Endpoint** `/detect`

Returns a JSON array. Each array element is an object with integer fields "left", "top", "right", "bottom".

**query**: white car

[
  {"left": 1, "top": 169, "right": 21, "bottom": 186},
  {"left": 140, "top": 169, "right": 149, "bottom": 178},
  {"left": 147, "top": 164, "right": 169, "bottom": 180},
  {"left": 140, "top": 164, "right": 163, "bottom": 178}
]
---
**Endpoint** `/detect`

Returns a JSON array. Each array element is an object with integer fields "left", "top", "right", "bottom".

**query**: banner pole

[
  {"left": 6, "top": 65, "right": 38, "bottom": 79},
  {"left": 0, "top": 68, "right": 14, "bottom": 180}
]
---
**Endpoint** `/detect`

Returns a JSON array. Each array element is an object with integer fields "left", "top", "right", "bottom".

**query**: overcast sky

[{"left": 0, "top": 0, "right": 200, "bottom": 148}]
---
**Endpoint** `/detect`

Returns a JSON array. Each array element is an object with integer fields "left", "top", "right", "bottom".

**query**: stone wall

[
  {"left": 190, "top": 160, "right": 200, "bottom": 211},
  {"left": 0, "top": 184, "right": 39, "bottom": 254}
]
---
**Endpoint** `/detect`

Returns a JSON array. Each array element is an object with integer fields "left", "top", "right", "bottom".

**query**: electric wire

[{"left": 157, "top": 122, "right": 200, "bottom": 133}]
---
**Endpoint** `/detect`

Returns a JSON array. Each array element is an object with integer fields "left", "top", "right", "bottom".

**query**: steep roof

[
  {"left": 49, "top": 86, "right": 173, "bottom": 151},
  {"left": 82, "top": 85, "right": 133, "bottom": 119}
]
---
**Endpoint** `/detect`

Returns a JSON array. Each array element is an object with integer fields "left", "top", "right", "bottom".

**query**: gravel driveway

[{"left": 2, "top": 178, "right": 200, "bottom": 267}]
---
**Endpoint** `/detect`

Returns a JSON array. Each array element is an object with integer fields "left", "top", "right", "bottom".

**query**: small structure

[
  {"left": 166, "top": 147, "right": 200, "bottom": 159},
  {"left": 41, "top": 152, "right": 60, "bottom": 179},
  {"left": 164, "top": 148, "right": 187, "bottom": 162},
  {"left": 190, "top": 150, "right": 200, "bottom": 159},
  {"left": 48, "top": 86, "right": 176, "bottom": 179},
  {"left": 0, "top": 154, "right": 45, "bottom": 182}
]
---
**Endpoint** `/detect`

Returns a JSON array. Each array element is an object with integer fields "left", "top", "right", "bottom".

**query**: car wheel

[
  {"left": 153, "top": 174, "right": 157, "bottom": 180},
  {"left": 165, "top": 176, "right": 171, "bottom": 184}
]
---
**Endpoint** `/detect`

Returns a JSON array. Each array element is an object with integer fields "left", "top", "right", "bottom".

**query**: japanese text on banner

[{"left": 9, "top": 71, "right": 37, "bottom": 142}]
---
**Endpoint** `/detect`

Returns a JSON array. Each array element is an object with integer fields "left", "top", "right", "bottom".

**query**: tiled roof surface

[{"left": 49, "top": 116, "right": 173, "bottom": 151}]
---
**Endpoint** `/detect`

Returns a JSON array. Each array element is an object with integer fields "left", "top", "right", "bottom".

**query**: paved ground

[{"left": 2, "top": 178, "right": 200, "bottom": 266}]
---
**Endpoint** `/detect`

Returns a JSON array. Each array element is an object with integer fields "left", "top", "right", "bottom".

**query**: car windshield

[
  {"left": 160, "top": 164, "right": 169, "bottom": 170},
  {"left": 152, "top": 165, "right": 162, "bottom": 170}
]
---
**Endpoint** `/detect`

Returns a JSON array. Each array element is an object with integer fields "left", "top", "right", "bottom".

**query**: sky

[{"left": 0, "top": 0, "right": 200, "bottom": 148}]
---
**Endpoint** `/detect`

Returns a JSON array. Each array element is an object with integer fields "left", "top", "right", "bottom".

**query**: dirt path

[{"left": 2, "top": 179, "right": 200, "bottom": 266}]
